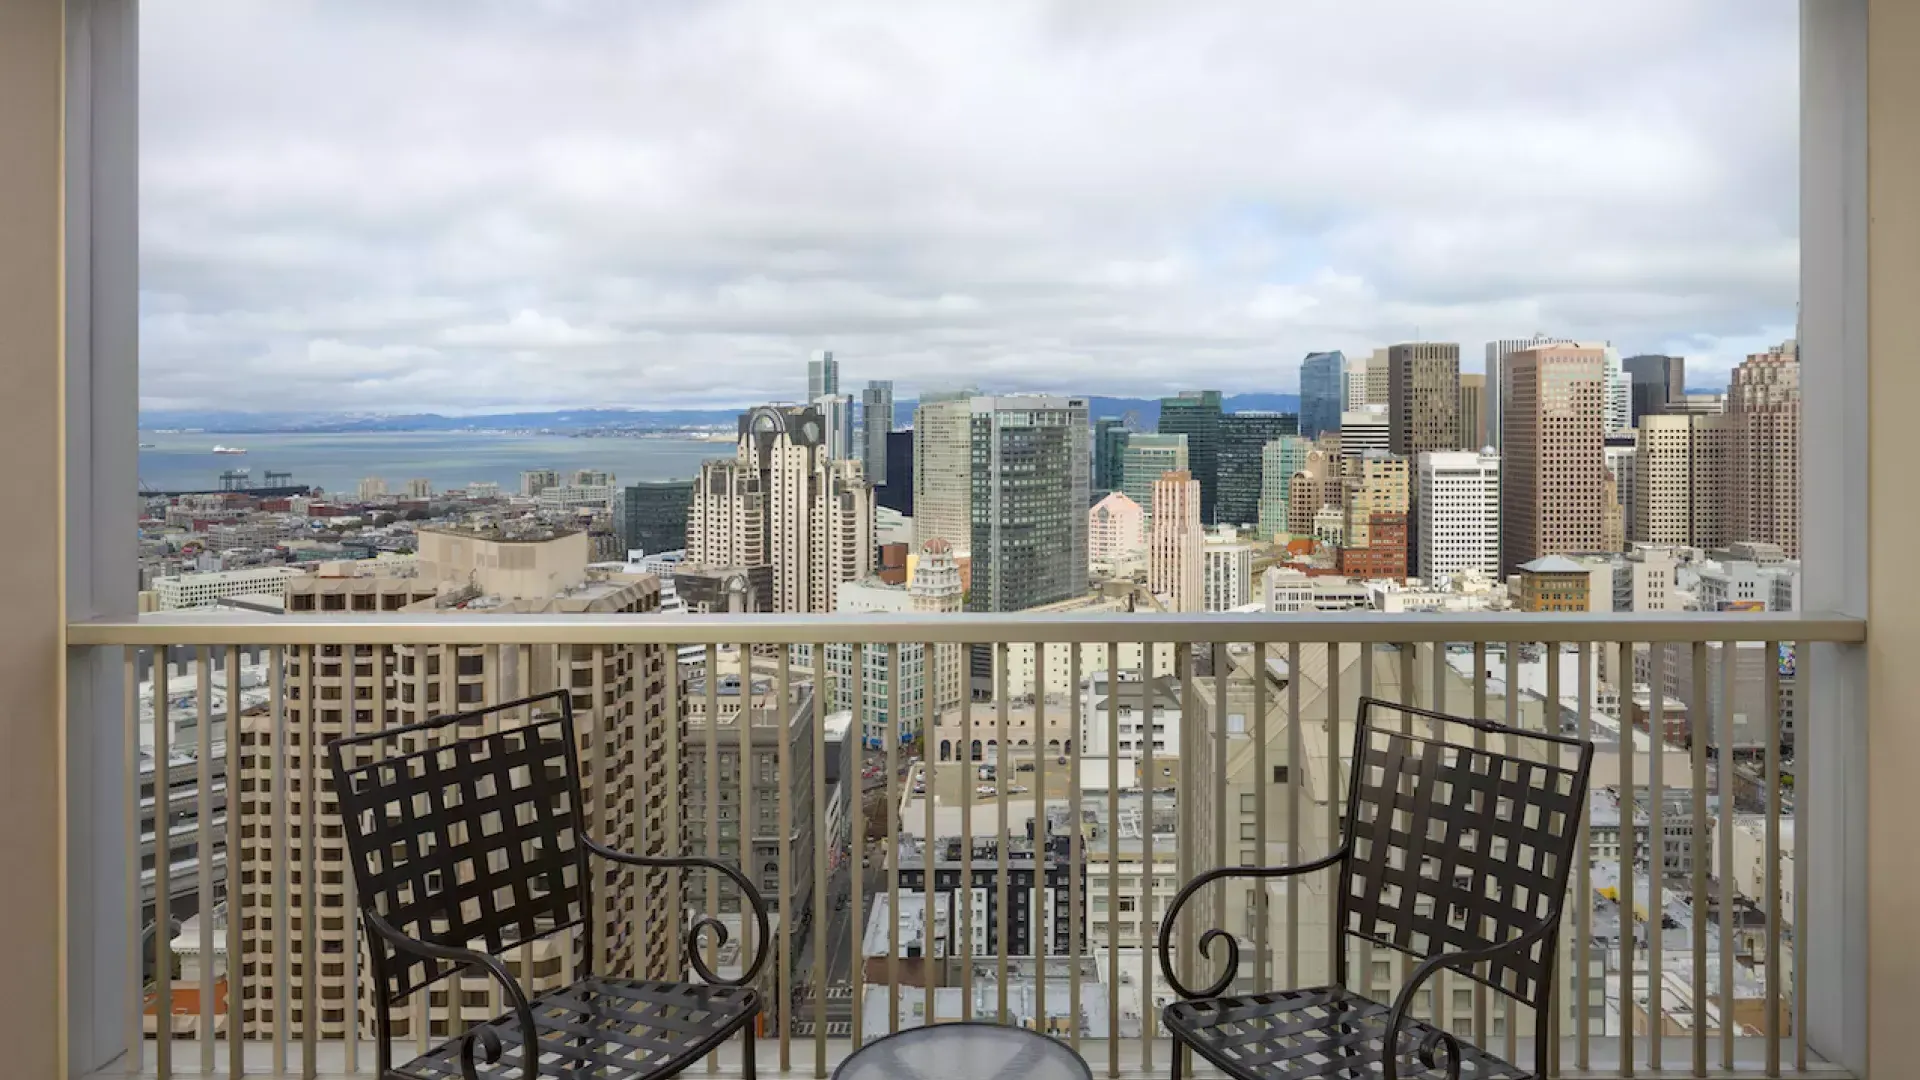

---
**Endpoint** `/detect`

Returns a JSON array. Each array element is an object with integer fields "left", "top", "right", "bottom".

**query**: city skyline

[{"left": 140, "top": 2, "right": 1797, "bottom": 414}]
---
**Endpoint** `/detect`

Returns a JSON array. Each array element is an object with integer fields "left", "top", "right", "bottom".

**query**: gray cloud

[{"left": 140, "top": 0, "right": 1799, "bottom": 413}]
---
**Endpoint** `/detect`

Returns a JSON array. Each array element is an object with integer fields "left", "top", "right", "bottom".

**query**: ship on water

[{"left": 211, "top": 444, "right": 247, "bottom": 455}]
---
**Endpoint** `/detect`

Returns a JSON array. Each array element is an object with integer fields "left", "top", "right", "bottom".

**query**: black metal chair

[
  {"left": 1157, "top": 696, "right": 1594, "bottom": 1080},
  {"left": 329, "top": 690, "right": 769, "bottom": 1080}
]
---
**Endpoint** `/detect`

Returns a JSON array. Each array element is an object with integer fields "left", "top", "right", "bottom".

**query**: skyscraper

[
  {"left": 1338, "top": 453, "right": 1410, "bottom": 580},
  {"left": 1365, "top": 349, "right": 1391, "bottom": 406},
  {"left": 1458, "top": 373, "right": 1487, "bottom": 449},
  {"left": 687, "top": 404, "right": 875, "bottom": 613},
  {"left": 813, "top": 393, "right": 857, "bottom": 461},
  {"left": 1119, "top": 433, "right": 1189, "bottom": 515},
  {"left": 1604, "top": 435, "right": 1637, "bottom": 551},
  {"left": 861, "top": 380, "right": 894, "bottom": 486},
  {"left": 1728, "top": 341, "right": 1801, "bottom": 556},
  {"left": 1600, "top": 345, "right": 1631, "bottom": 435},
  {"left": 967, "top": 395, "right": 1090, "bottom": 612},
  {"left": 1485, "top": 334, "right": 1573, "bottom": 452},
  {"left": 1150, "top": 470, "right": 1204, "bottom": 613},
  {"left": 1632, "top": 414, "right": 1732, "bottom": 547},
  {"left": 878, "top": 429, "right": 914, "bottom": 516},
  {"left": 1388, "top": 343, "right": 1462, "bottom": 457},
  {"left": 1202, "top": 528, "right": 1254, "bottom": 611},
  {"left": 808, "top": 349, "right": 839, "bottom": 399},
  {"left": 913, "top": 393, "right": 975, "bottom": 555},
  {"left": 1500, "top": 344, "right": 1608, "bottom": 573},
  {"left": 1094, "top": 416, "right": 1131, "bottom": 496},
  {"left": 1157, "top": 390, "right": 1224, "bottom": 522},
  {"left": 613, "top": 480, "right": 694, "bottom": 555},
  {"left": 1624, "top": 354, "right": 1687, "bottom": 425},
  {"left": 1416, "top": 451, "right": 1500, "bottom": 580},
  {"left": 1299, "top": 351, "right": 1347, "bottom": 438},
  {"left": 1338, "top": 406, "right": 1389, "bottom": 457},
  {"left": 1258, "top": 436, "right": 1313, "bottom": 541},
  {"left": 1344, "top": 355, "right": 1372, "bottom": 410},
  {"left": 1216, "top": 411, "right": 1299, "bottom": 526}
]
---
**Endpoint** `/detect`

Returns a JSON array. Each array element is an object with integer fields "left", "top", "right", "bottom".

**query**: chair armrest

[
  {"left": 1156, "top": 847, "right": 1349, "bottom": 1000},
  {"left": 581, "top": 834, "right": 772, "bottom": 988},
  {"left": 1379, "top": 911, "right": 1563, "bottom": 1080},
  {"left": 362, "top": 910, "right": 539, "bottom": 1080}
]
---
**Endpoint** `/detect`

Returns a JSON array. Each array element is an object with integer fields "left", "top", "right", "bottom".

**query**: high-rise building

[
  {"left": 966, "top": 395, "right": 1090, "bottom": 612},
  {"left": 1485, "top": 334, "right": 1573, "bottom": 452},
  {"left": 519, "top": 468, "right": 560, "bottom": 497},
  {"left": 1257, "top": 436, "right": 1313, "bottom": 541},
  {"left": 1156, "top": 390, "right": 1224, "bottom": 523},
  {"left": 356, "top": 476, "right": 388, "bottom": 501},
  {"left": 1088, "top": 491, "right": 1147, "bottom": 576},
  {"left": 1728, "top": 340, "right": 1801, "bottom": 556},
  {"left": 614, "top": 480, "right": 694, "bottom": 556},
  {"left": 1387, "top": 343, "right": 1461, "bottom": 457},
  {"left": 1338, "top": 453, "right": 1410, "bottom": 580},
  {"left": 1365, "top": 349, "right": 1391, "bottom": 406},
  {"left": 1093, "top": 416, "right": 1130, "bottom": 498},
  {"left": 1299, "top": 351, "right": 1347, "bottom": 438},
  {"left": 813, "top": 393, "right": 857, "bottom": 461},
  {"left": 878, "top": 429, "right": 914, "bottom": 516},
  {"left": 913, "top": 394, "right": 975, "bottom": 555},
  {"left": 1604, "top": 435, "right": 1637, "bottom": 552},
  {"left": 808, "top": 349, "right": 839, "bottom": 399},
  {"left": 253, "top": 530, "right": 675, "bottom": 1042},
  {"left": 1150, "top": 470, "right": 1204, "bottom": 612},
  {"left": 1119, "top": 433, "right": 1189, "bottom": 515},
  {"left": 1624, "top": 354, "right": 1686, "bottom": 425},
  {"left": 1216, "top": 411, "right": 1299, "bottom": 526},
  {"left": 1593, "top": 345, "right": 1631, "bottom": 435},
  {"left": 1202, "top": 527, "right": 1253, "bottom": 611},
  {"left": 403, "top": 477, "right": 432, "bottom": 500},
  {"left": 1416, "top": 451, "right": 1500, "bottom": 580},
  {"left": 1500, "top": 344, "right": 1608, "bottom": 574},
  {"left": 1344, "top": 355, "right": 1372, "bottom": 411},
  {"left": 1457, "top": 374, "right": 1487, "bottom": 450},
  {"left": 683, "top": 668, "right": 816, "bottom": 913},
  {"left": 1337, "top": 406, "right": 1389, "bottom": 457},
  {"left": 1632, "top": 413, "right": 1732, "bottom": 548},
  {"left": 686, "top": 404, "right": 874, "bottom": 613},
  {"left": 861, "top": 380, "right": 894, "bottom": 485},
  {"left": 824, "top": 546, "right": 964, "bottom": 747},
  {"left": 1285, "top": 449, "right": 1339, "bottom": 539}
]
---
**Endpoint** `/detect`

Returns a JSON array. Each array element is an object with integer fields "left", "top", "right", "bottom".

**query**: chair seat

[
  {"left": 396, "top": 976, "right": 760, "bottom": 1080},
  {"left": 1165, "top": 986, "right": 1530, "bottom": 1080}
]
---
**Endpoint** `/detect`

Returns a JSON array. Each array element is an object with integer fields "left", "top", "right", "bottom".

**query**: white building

[
  {"left": 153, "top": 565, "right": 308, "bottom": 610},
  {"left": 1414, "top": 450, "right": 1500, "bottom": 580},
  {"left": 535, "top": 483, "right": 614, "bottom": 512},
  {"left": 355, "top": 476, "right": 387, "bottom": 501},
  {"left": 813, "top": 393, "right": 858, "bottom": 462},
  {"left": 1343, "top": 354, "right": 1372, "bottom": 411},
  {"left": 820, "top": 540, "right": 965, "bottom": 746},
  {"left": 1337, "top": 406, "right": 1389, "bottom": 457},
  {"left": 1263, "top": 567, "right": 1313, "bottom": 612},
  {"left": 1150, "top": 471, "right": 1204, "bottom": 613},
  {"left": 1202, "top": 527, "right": 1253, "bottom": 612},
  {"left": 1088, "top": 491, "right": 1146, "bottom": 577}
]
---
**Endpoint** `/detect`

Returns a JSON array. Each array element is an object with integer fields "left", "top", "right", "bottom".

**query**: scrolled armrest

[
  {"left": 1155, "top": 847, "right": 1348, "bottom": 1000},
  {"left": 582, "top": 834, "right": 772, "bottom": 988},
  {"left": 362, "top": 910, "right": 538, "bottom": 1080},
  {"left": 1379, "top": 912, "right": 1561, "bottom": 1080}
]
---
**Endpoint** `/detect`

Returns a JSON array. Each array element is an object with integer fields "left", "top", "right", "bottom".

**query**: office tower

[
  {"left": 1094, "top": 416, "right": 1131, "bottom": 496},
  {"left": 1088, "top": 491, "right": 1147, "bottom": 576},
  {"left": 1416, "top": 451, "right": 1500, "bottom": 580},
  {"left": 1337, "top": 453, "right": 1410, "bottom": 580},
  {"left": 1596, "top": 345, "right": 1631, "bottom": 435},
  {"left": 683, "top": 669, "right": 815, "bottom": 913},
  {"left": 1728, "top": 341, "right": 1801, "bottom": 556},
  {"left": 356, "top": 476, "right": 388, "bottom": 501},
  {"left": 614, "top": 480, "right": 694, "bottom": 555},
  {"left": 1286, "top": 449, "right": 1339, "bottom": 538},
  {"left": 686, "top": 404, "right": 874, "bottom": 614},
  {"left": 1156, "top": 390, "right": 1224, "bottom": 522},
  {"left": 403, "top": 478, "right": 432, "bottom": 500},
  {"left": 254, "top": 530, "right": 674, "bottom": 1041},
  {"left": 1217, "top": 411, "right": 1300, "bottom": 526},
  {"left": 878, "top": 429, "right": 914, "bottom": 515},
  {"left": 1387, "top": 343, "right": 1462, "bottom": 456},
  {"left": 1632, "top": 413, "right": 1732, "bottom": 547},
  {"left": 1299, "top": 351, "right": 1347, "bottom": 438},
  {"left": 813, "top": 393, "right": 857, "bottom": 461},
  {"left": 1500, "top": 344, "right": 1608, "bottom": 574},
  {"left": 913, "top": 394, "right": 975, "bottom": 554},
  {"left": 1485, "top": 334, "right": 1573, "bottom": 452},
  {"left": 862, "top": 379, "right": 894, "bottom": 485},
  {"left": 1258, "top": 436, "right": 1313, "bottom": 541},
  {"left": 1202, "top": 528, "right": 1254, "bottom": 611},
  {"left": 825, "top": 543, "right": 965, "bottom": 747},
  {"left": 966, "top": 395, "right": 1090, "bottom": 612},
  {"left": 1150, "top": 470, "right": 1205, "bottom": 612},
  {"left": 1344, "top": 355, "right": 1372, "bottom": 410},
  {"left": 1604, "top": 435, "right": 1637, "bottom": 551},
  {"left": 1119, "top": 433, "right": 1189, "bottom": 515},
  {"left": 808, "top": 349, "right": 839, "bottom": 399},
  {"left": 1601, "top": 468, "right": 1626, "bottom": 554},
  {"left": 519, "top": 468, "right": 560, "bottom": 497},
  {"left": 1365, "top": 349, "right": 1391, "bottom": 405},
  {"left": 1624, "top": 354, "right": 1686, "bottom": 425},
  {"left": 1337, "top": 406, "right": 1389, "bottom": 456},
  {"left": 1458, "top": 374, "right": 1487, "bottom": 449}
]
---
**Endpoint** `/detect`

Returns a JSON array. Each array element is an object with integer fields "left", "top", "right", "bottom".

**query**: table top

[{"left": 832, "top": 1022, "right": 1092, "bottom": 1080}]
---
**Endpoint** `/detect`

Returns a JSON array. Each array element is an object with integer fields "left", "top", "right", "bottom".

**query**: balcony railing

[{"left": 67, "top": 610, "right": 1865, "bottom": 1079}]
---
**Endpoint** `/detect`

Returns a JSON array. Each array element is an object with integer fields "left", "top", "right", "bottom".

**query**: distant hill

[{"left": 141, "top": 392, "right": 1301, "bottom": 434}]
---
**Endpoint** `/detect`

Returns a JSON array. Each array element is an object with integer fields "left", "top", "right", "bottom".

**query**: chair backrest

[
  {"left": 329, "top": 691, "right": 589, "bottom": 1002},
  {"left": 1338, "top": 696, "right": 1594, "bottom": 1012}
]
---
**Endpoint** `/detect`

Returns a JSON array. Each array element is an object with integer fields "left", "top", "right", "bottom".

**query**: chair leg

[
  {"left": 1170, "top": 1035, "right": 1184, "bottom": 1080},
  {"left": 742, "top": 1020, "right": 756, "bottom": 1080}
]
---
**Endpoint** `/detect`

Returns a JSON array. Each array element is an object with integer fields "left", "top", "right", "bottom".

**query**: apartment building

[{"left": 682, "top": 668, "right": 817, "bottom": 916}]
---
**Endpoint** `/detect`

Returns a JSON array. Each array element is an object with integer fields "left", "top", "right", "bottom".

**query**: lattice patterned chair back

[
  {"left": 329, "top": 691, "right": 590, "bottom": 1004},
  {"left": 1337, "top": 696, "right": 1595, "bottom": 1013}
]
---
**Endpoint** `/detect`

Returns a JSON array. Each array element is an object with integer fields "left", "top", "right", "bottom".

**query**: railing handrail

[{"left": 67, "top": 609, "right": 1868, "bottom": 647}]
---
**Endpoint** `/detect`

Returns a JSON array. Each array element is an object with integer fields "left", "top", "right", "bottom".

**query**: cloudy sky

[{"left": 140, "top": 1, "right": 1799, "bottom": 414}]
